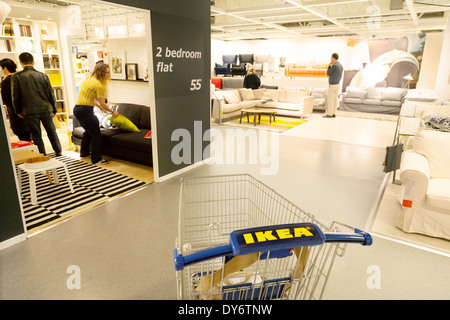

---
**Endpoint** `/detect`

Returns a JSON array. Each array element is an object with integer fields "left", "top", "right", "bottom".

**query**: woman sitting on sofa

[
  {"left": 243, "top": 67, "right": 261, "bottom": 90},
  {"left": 73, "top": 62, "right": 119, "bottom": 165}
]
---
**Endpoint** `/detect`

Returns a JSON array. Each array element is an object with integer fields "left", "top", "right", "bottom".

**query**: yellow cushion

[{"left": 108, "top": 114, "right": 140, "bottom": 132}]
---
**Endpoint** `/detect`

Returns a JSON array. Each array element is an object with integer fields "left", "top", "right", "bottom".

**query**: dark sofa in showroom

[{"left": 70, "top": 103, "right": 152, "bottom": 166}]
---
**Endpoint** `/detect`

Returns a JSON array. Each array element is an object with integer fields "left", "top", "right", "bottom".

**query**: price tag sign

[{"left": 67, "top": 118, "right": 73, "bottom": 132}]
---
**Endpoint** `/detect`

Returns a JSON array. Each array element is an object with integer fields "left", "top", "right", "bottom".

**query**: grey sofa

[
  {"left": 221, "top": 77, "right": 244, "bottom": 90},
  {"left": 340, "top": 86, "right": 408, "bottom": 114}
]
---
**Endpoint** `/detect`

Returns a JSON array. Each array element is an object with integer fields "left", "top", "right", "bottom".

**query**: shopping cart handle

[
  {"left": 174, "top": 225, "right": 372, "bottom": 271},
  {"left": 175, "top": 223, "right": 325, "bottom": 271},
  {"left": 324, "top": 228, "right": 372, "bottom": 246},
  {"left": 174, "top": 244, "right": 233, "bottom": 271}
]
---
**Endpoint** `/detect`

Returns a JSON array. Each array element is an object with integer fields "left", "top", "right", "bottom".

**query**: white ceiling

[
  {"left": 211, "top": 0, "right": 450, "bottom": 40},
  {"left": 2, "top": 0, "right": 449, "bottom": 40}
]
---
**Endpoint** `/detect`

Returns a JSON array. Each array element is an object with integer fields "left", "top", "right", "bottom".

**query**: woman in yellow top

[{"left": 73, "top": 62, "right": 119, "bottom": 165}]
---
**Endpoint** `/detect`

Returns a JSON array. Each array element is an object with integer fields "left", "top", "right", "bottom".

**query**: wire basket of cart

[{"left": 174, "top": 174, "right": 372, "bottom": 300}]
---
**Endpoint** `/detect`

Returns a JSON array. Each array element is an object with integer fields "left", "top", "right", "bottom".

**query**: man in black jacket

[
  {"left": 0, "top": 58, "right": 31, "bottom": 141},
  {"left": 12, "top": 52, "right": 62, "bottom": 156}
]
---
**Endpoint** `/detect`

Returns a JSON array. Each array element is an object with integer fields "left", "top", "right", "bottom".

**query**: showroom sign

[
  {"left": 155, "top": 46, "right": 204, "bottom": 92},
  {"left": 152, "top": 14, "right": 206, "bottom": 99},
  {"left": 151, "top": 10, "right": 210, "bottom": 178},
  {"left": 104, "top": 0, "right": 210, "bottom": 179}
]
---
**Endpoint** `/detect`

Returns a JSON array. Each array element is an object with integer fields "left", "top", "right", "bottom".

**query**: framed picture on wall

[
  {"left": 126, "top": 63, "right": 138, "bottom": 80},
  {"left": 109, "top": 51, "right": 126, "bottom": 79}
]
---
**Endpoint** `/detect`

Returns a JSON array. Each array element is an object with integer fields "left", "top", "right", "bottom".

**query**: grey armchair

[{"left": 231, "top": 54, "right": 254, "bottom": 76}]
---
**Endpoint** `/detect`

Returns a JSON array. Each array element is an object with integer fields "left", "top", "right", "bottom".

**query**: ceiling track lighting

[{"left": 414, "top": 1, "right": 450, "bottom": 8}]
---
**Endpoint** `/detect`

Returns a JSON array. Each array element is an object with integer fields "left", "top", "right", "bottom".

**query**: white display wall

[
  {"left": 106, "top": 38, "right": 151, "bottom": 106},
  {"left": 434, "top": 15, "right": 450, "bottom": 100},
  {"left": 212, "top": 32, "right": 449, "bottom": 98},
  {"left": 211, "top": 36, "right": 348, "bottom": 74},
  {"left": 54, "top": 3, "right": 152, "bottom": 109}
]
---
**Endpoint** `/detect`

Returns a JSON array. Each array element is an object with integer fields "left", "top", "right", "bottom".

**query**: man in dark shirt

[
  {"left": 12, "top": 52, "right": 62, "bottom": 156},
  {"left": 324, "top": 53, "right": 344, "bottom": 118},
  {"left": 0, "top": 58, "right": 31, "bottom": 141}
]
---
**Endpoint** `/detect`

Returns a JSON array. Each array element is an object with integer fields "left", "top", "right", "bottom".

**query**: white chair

[{"left": 398, "top": 129, "right": 450, "bottom": 240}]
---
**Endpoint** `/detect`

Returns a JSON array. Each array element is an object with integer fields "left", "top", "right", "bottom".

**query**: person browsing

[
  {"left": 73, "top": 62, "right": 118, "bottom": 165},
  {"left": 243, "top": 67, "right": 261, "bottom": 90},
  {"left": 324, "top": 53, "right": 344, "bottom": 118},
  {"left": 1, "top": 58, "right": 31, "bottom": 142},
  {"left": 11, "top": 52, "right": 62, "bottom": 155}
]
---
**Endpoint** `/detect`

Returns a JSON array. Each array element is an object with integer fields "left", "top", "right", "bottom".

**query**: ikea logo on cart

[
  {"left": 230, "top": 223, "right": 325, "bottom": 255},
  {"left": 243, "top": 227, "right": 314, "bottom": 244}
]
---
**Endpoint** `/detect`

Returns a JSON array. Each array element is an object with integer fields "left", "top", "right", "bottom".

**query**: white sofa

[
  {"left": 311, "top": 87, "right": 327, "bottom": 111},
  {"left": 398, "top": 129, "right": 450, "bottom": 240},
  {"left": 212, "top": 88, "right": 314, "bottom": 124}
]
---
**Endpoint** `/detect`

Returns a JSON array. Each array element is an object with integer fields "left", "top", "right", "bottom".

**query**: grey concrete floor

[{"left": 1, "top": 122, "right": 449, "bottom": 300}]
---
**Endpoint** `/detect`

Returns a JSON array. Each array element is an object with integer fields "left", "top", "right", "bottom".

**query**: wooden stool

[{"left": 17, "top": 159, "right": 74, "bottom": 205}]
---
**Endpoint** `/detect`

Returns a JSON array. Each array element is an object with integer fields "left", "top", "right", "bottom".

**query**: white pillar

[{"left": 434, "top": 14, "right": 450, "bottom": 101}]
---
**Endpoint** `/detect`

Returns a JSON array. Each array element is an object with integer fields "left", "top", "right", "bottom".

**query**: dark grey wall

[
  {"left": 106, "top": 0, "right": 211, "bottom": 177},
  {"left": 0, "top": 114, "right": 25, "bottom": 243}
]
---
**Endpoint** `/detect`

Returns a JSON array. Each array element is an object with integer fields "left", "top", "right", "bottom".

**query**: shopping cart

[{"left": 174, "top": 174, "right": 372, "bottom": 300}]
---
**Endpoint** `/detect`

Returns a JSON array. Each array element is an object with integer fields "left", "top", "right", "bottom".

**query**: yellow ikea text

[{"left": 243, "top": 227, "right": 314, "bottom": 244}]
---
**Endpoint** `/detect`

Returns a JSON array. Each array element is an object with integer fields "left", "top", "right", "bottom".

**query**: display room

[
  {"left": 0, "top": 0, "right": 449, "bottom": 301},
  {"left": 0, "top": 0, "right": 155, "bottom": 233}
]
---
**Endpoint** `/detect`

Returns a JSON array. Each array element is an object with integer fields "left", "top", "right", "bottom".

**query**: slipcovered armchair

[
  {"left": 231, "top": 54, "right": 254, "bottom": 76},
  {"left": 215, "top": 54, "right": 237, "bottom": 76},
  {"left": 311, "top": 88, "right": 327, "bottom": 111},
  {"left": 398, "top": 129, "right": 450, "bottom": 240}
]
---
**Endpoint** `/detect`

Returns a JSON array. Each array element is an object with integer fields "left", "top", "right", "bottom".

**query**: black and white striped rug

[{"left": 18, "top": 154, "right": 148, "bottom": 232}]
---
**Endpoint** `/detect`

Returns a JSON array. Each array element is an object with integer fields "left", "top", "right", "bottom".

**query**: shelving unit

[
  {"left": 0, "top": 18, "right": 68, "bottom": 133},
  {"left": 0, "top": 20, "right": 18, "bottom": 59},
  {"left": 38, "top": 20, "right": 67, "bottom": 132}
]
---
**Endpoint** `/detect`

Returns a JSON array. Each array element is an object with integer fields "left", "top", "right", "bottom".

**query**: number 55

[{"left": 190, "top": 79, "right": 202, "bottom": 91}]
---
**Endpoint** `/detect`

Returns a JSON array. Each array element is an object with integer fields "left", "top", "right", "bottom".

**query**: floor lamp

[{"left": 403, "top": 73, "right": 413, "bottom": 89}]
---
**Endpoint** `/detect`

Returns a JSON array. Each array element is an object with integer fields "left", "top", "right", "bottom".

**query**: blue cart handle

[
  {"left": 174, "top": 225, "right": 372, "bottom": 271},
  {"left": 324, "top": 228, "right": 373, "bottom": 246},
  {"left": 174, "top": 244, "right": 233, "bottom": 271}
]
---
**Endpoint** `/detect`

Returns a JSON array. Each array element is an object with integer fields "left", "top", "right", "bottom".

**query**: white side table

[{"left": 17, "top": 159, "right": 74, "bottom": 205}]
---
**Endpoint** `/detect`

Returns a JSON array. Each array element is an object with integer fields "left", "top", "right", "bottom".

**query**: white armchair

[
  {"left": 398, "top": 129, "right": 450, "bottom": 240},
  {"left": 252, "top": 54, "right": 270, "bottom": 76}
]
